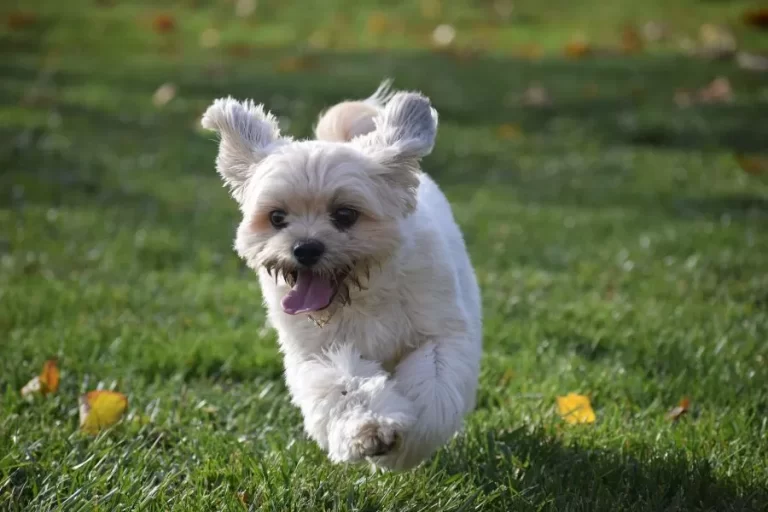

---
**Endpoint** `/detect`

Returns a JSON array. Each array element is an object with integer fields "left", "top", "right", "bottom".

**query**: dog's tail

[{"left": 314, "top": 79, "right": 395, "bottom": 142}]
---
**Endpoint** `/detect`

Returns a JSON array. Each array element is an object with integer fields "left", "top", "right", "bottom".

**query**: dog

[{"left": 201, "top": 81, "right": 482, "bottom": 471}]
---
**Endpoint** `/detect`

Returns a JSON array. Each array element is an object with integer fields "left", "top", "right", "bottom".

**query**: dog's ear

[
  {"left": 357, "top": 91, "right": 438, "bottom": 165},
  {"left": 201, "top": 97, "right": 287, "bottom": 202},
  {"left": 354, "top": 91, "right": 437, "bottom": 215}
]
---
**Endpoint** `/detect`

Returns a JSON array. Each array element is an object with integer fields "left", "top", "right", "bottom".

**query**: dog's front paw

[
  {"left": 350, "top": 416, "right": 399, "bottom": 458},
  {"left": 328, "top": 411, "right": 402, "bottom": 462}
]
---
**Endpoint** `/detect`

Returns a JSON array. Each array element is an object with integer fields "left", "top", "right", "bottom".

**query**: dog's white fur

[{"left": 202, "top": 81, "right": 482, "bottom": 471}]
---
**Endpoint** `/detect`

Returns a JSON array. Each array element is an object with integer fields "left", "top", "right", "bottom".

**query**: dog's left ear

[
  {"left": 357, "top": 91, "right": 438, "bottom": 166},
  {"left": 201, "top": 97, "right": 287, "bottom": 202}
]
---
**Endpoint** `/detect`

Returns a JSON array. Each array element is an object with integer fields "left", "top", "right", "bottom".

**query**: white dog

[{"left": 201, "top": 81, "right": 482, "bottom": 471}]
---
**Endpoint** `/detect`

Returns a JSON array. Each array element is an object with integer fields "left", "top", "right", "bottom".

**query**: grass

[{"left": 1, "top": 0, "right": 768, "bottom": 510}]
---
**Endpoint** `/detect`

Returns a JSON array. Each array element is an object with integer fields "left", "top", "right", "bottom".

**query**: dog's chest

[{"left": 280, "top": 298, "right": 420, "bottom": 367}]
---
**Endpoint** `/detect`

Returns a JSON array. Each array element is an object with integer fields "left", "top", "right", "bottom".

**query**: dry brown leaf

[
  {"left": 275, "top": 55, "right": 316, "bottom": 73},
  {"left": 621, "top": 25, "right": 643, "bottom": 54},
  {"left": 743, "top": 8, "right": 768, "bottom": 29},
  {"left": 152, "top": 13, "right": 175, "bottom": 34},
  {"left": 556, "top": 393, "right": 596, "bottom": 424},
  {"left": 564, "top": 40, "right": 591, "bottom": 59},
  {"left": 666, "top": 397, "right": 690, "bottom": 421},
  {"left": 79, "top": 390, "right": 129, "bottom": 434},
  {"left": 226, "top": 43, "right": 252, "bottom": 58},
  {"left": 6, "top": 11, "right": 38, "bottom": 30},
  {"left": 237, "top": 491, "right": 250, "bottom": 508},
  {"left": 735, "top": 154, "right": 768, "bottom": 176}
]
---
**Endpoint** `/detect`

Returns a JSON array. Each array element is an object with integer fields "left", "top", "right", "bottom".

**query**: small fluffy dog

[{"left": 201, "top": 81, "right": 482, "bottom": 470}]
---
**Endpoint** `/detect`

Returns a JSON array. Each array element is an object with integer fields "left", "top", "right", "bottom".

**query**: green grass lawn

[{"left": 2, "top": 1, "right": 768, "bottom": 510}]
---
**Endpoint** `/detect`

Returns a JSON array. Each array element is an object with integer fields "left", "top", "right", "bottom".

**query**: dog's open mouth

[{"left": 280, "top": 269, "right": 345, "bottom": 315}]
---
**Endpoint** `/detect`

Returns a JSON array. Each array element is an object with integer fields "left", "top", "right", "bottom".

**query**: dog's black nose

[{"left": 293, "top": 239, "right": 325, "bottom": 267}]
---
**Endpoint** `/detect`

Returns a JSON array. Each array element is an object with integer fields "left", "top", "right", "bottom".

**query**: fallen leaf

[
  {"left": 735, "top": 154, "right": 768, "bottom": 176},
  {"left": 497, "top": 123, "right": 522, "bottom": 140},
  {"left": 366, "top": 12, "right": 389, "bottom": 35},
  {"left": 743, "top": 8, "right": 768, "bottom": 29},
  {"left": 666, "top": 397, "right": 690, "bottom": 421},
  {"left": 275, "top": 55, "right": 316, "bottom": 73},
  {"left": 556, "top": 393, "right": 596, "bottom": 424},
  {"left": 493, "top": 0, "right": 515, "bottom": 21},
  {"left": 432, "top": 24, "right": 456, "bottom": 47},
  {"left": 226, "top": 43, "right": 252, "bottom": 58},
  {"left": 20, "top": 359, "right": 60, "bottom": 398},
  {"left": 308, "top": 29, "right": 332, "bottom": 49},
  {"left": 235, "top": 0, "right": 257, "bottom": 18},
  {"left": 152, "top": 83, "right": 177, "bottom": 107},
  {"left": 6, "top": 11, "right": 38, "bottom": 30},
  {"left": 237, "top": 491, "right": 250, "bottom": 508},
  {"left": 621, "top": 25, "right": 643, "bottom": 54},
  {"left": 697, "top": 23, "right": 736, "bottom": 59},
  {"left": 79, "top": 390, "right": 129, "bottom": 434},
  {"left": 641, "top": 21, "right": 667, "bottom": 42},
  {"left": 152, "top": 13, "right": 175, "bottom": 34},
  {"left": 698, "top": 76, "right": 733, "bottom": 104},
  {"left": 200, "top": 28, "right": 220, "bottom": 49},
  {"left": 513, "top": 43, "right": 543, "bottom": 60},
  {"left": 39, "top": 359, "right": 59, "bottom": 394},
  {"left": 737, "top": 51, "right": 768, "bottom": 72},
  {"left": 564, "top": 39, "right": 591, "bottom": 59},
  {"left": 20, "top": 376, "right": 42, "bottom": 399},
  {"left": 522, "top": 83, "right": 551, "bottom": 106}
]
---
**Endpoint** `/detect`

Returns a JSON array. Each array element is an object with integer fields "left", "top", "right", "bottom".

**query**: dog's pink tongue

[{"left": 281, "top": 269, "right": 335, "bottom": 315}]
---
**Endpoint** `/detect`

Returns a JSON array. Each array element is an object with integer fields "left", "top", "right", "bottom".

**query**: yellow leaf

[
  {"left": 79, "top": 390, "right": 128, "bottom": 434},
  {"left": 556, "top": 393, "right": 596, "bottom": 424},
  {"left": 366, "top": 12, "right": 389, "bottom": 35},
  {"left": 497, "top": 123, "right": 522, "bottom": 140},
  {"left": 564, "top": 40, "right": 591, "bottom": 59},
  {"left": 40, "top": 359, "right": 59, "bottom": 394}
]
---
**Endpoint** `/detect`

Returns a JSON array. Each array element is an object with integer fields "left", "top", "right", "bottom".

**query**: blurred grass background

[{"left": 1, "top": 0, "right": 768, "bottom": 510}]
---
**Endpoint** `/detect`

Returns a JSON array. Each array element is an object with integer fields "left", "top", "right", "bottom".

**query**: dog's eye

[
  {"left": 331, "top": 207, "right": 359, "bottom": 230},
  {"left": 269, "top": 210, "right": 288, "bottom": 229}
]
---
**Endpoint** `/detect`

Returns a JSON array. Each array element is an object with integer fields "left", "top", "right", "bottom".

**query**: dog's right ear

[{"left": 201, "top": 97, "right": 287, "bottom": 202}]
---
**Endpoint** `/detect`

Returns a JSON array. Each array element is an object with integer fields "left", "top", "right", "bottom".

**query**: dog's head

[{"left": 201, "top": 85, "right": 438, "bottom": 318}]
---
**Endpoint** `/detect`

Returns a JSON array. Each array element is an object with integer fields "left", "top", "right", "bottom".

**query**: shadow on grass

[{"left": 436, "top": 426, "right": 767, "bottom": 511}]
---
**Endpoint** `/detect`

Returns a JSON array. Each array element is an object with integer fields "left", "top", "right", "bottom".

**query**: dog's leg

[
  {"left": 283, "top": 344, "right": 417, "bottom": 464},
  {"left": 373, "top": 337, "right": 480, "bottom": 470}
]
